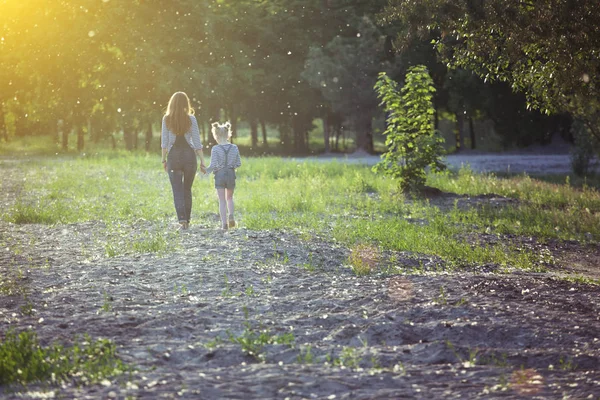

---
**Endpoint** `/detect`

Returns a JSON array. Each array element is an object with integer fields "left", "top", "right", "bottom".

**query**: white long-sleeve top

[
  {"left": 161, "top": 115, "right": 203, "bottom": 152},
  {"left": 206, "top": 143, "right": 241, "bottom": 174}
]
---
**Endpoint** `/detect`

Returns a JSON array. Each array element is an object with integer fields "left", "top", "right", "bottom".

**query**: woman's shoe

[{"left": 228, "top": 219, "right": 236, "bottom": 229}]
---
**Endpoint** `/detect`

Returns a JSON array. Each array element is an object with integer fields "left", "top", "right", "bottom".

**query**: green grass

[
  {"left": 2, "top": 153, "right": 599, "bottom": 270},
  {"left": 430, "top": 167, "right": 600, "bottom": 241},
  {"left": 0, "top": 329, "right": 130, "bottom": 386}
]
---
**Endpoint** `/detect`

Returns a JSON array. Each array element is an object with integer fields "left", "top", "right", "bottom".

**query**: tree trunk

[
  {"left": 230, "top": 105, "right": 237, "bottom": 142},
  {"left": 62, "top": 119, "right": 71, "bottom": 151},
  {"left": 133, "top": 127, "right": 138, "bottom": 150},
  {"left": 322, "top": 117, "right": 330, "bottom": 153},
  {"left": 280, "top": 124, "right": 291, "bottom": 150},
  {"left": 15, "top": 113, "right": 26, "bottom": 137},
  {"left": 455, "top": 112, "right": 466, "bottom": 152},
  {"left": 292, "top": 118, "right": 307, "bottom": 154},
  {"left": 355, "top": 115, "right": 373, "bottom": 153},
  {"left": 469, "top": 116, "right": 476, "bottom": 149},
  {"left": 260, "top": 119, "right": 268, "bottom": 147},
  {"left": 123, "top": 120, "right": 133, "bottom": 151},
  {"left": 0, "top": 105, "right": 7, "bottom": 142},
  {"left": 250, "top": 119, "right": 258, "bottom": 148},
  {"left": 77, "top": 125, "right": 84, "bottom": 152},
  {"left": 145, "top": 121, "right": 153, "bottom": 152},
  {"left": 334, "top": 129, "right": 339, "bottom": 151},
  {"left": 87, "top": 119, "right": 93, "bottom": 144}
]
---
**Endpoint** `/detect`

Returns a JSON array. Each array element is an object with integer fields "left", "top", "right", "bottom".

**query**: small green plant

[
  {"left": 245, "top": 285, "right": 256, "bottom": 297},
  {"left": 20, "top": 298, "right": 34, "bottom": 316},
  {"left": 173, "top": 283, "right": 188, "bottom": 296},
  {"left": 455, "top": 297, "right": 469, "bottom": 306},
  {"left": 105, "top": 242, "right": 119, "bottom": 258},
  {"left": 131, "top": 231, "right": 171, "bottom": 254},
  {"left": 0, "top": 330, "right": 130, "bottom": 386},
  {"left": 333, "top": 346, "right": 361, "bottom": 369},
  {"left": 348, "top": 244, "right": 379, "bottom": 276},
  {"left": 480, "top": 352, "right": 509, "bottom": 368},
  {"left": 297, "top": 346, "right": 315, "bottom": 364},
  {"left": 221, "top": 274, "right": 233, "bottom": 298},
  {"left": 434, "top": 286, "right": 447, "bottom": 305},
  {"left": 100, "top": 292, "right": 112, "bottom": 313},
  {"left": 373, "top": 67, "right": 446, "bottom": 193},
  {"left": 228, "top": 310, "right": 295, "bottom": 361},
  {"left": 560, "top": 275, "right": 600, "bottom": 286},
  {"left": 446, "top": 341, "right": 478, "bottom": 367},
  {"left": 370, "top": 355, "right": 381, "bottom": 370},
  {"left": 558, "top": 356, "right": 576, "bottom": 371},
  {"left": 0, "top": 275, "right": 27, "bottom": 297},
  {"left": 204, "top": 336, "right": 223, "bottom": 350},
  {"left": 302, "top": 252, "right": 319, "bottom": 272}
]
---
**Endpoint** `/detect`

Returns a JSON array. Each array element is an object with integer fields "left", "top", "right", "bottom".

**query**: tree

[
  {"left": 373, "top": 67, "right": 445, "bottom": 193},
  {"left": 303, "top": 17, "right": 398, "bottom": 153},
  {"left": 380, "top": 0, "right": 600, "bottom": 140}
]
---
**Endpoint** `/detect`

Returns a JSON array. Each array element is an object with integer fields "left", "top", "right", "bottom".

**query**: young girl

[
  {"left": 161, "top": 92, "right": 206, "bottom": 230},
  {"left": 205, "top": 122, "right": 241, "bottom": 230}
]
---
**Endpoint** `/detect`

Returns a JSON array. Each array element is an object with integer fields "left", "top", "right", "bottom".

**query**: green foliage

[
  {"left": 373, "top": 68, "right": 446, "bottom": 192},
  {"left": 382, "top": 0, "right": 600, "bottom": 140},
  {"left": 303, "top": 16, "right": 398, "bottom": 152},
  {"left": 0, "top": 330, "right": 129, "bottom": 386},
  {"left": 570, "top": 119, "right": 598, "bottom": 177}
]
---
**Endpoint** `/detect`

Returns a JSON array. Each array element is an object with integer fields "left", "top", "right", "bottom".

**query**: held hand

[
  {"left": 200, "top": 165, "right": 207, "bottom": 175},
  {"left": 162, "top": 160, "right": 167, "bottom": 171}
]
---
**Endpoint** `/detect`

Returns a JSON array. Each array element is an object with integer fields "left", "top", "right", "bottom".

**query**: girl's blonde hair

[
  {"left": 165, "top": 92, "right": 195, "bottom": 135},
  {"left": 211, "top": 121, "right": 232, "bottom": 143}
]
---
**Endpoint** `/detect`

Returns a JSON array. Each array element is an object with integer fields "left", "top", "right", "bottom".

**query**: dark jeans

[{"left": 167, "top": 140, "right": 197, "bottom": 223}]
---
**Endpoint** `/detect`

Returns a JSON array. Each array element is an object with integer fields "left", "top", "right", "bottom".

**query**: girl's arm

[
  {"left": 233, "top": 146, "right": 241, "bottom": 169},
  {"left": 205, "top": 146, "right": 218, "bottom": 174}
]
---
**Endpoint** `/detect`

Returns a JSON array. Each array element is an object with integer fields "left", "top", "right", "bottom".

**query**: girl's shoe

[{"left": 228, "top": 219, "right": 236, "bottom": 229}]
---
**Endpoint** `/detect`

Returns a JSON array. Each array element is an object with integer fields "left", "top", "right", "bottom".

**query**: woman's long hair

[{"left": 164, "top": 92, "right": 194, "bottom": 135}]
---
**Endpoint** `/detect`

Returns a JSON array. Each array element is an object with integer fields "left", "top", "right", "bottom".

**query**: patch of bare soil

[{"left": 1, "top": 218, "right": 599, "bottom": 399}]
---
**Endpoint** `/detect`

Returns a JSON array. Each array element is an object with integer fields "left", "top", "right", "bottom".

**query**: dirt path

[
  {"left": 306, "top": 152, "right": 588, "bottom": 175},
  {"left": 1, "top": 219, "right": 599, "bottom": 399}
]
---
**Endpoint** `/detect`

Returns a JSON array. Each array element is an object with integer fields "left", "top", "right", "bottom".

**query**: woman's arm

[
  {"left": 196, "top": 149, "right": 206, "bottom": 173},
  {"left": 190, "top": 116, "right": 203, "bottom": 150}
]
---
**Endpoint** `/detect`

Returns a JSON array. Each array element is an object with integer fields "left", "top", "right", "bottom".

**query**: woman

[{"left": 161, "top": 92, "right": 206, "bottom": 230}]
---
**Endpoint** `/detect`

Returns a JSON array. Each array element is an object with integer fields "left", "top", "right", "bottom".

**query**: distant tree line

[{"left": 1, "top": 0, "right": 596, "bottom": 155}]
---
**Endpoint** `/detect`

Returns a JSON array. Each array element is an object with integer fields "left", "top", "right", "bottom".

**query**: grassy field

[
  {"left": 1, "top": 150, "right": 599, "bottom": 395},
  {"left": 2, "top": 151, "right": 599, "bottom": 272}
]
